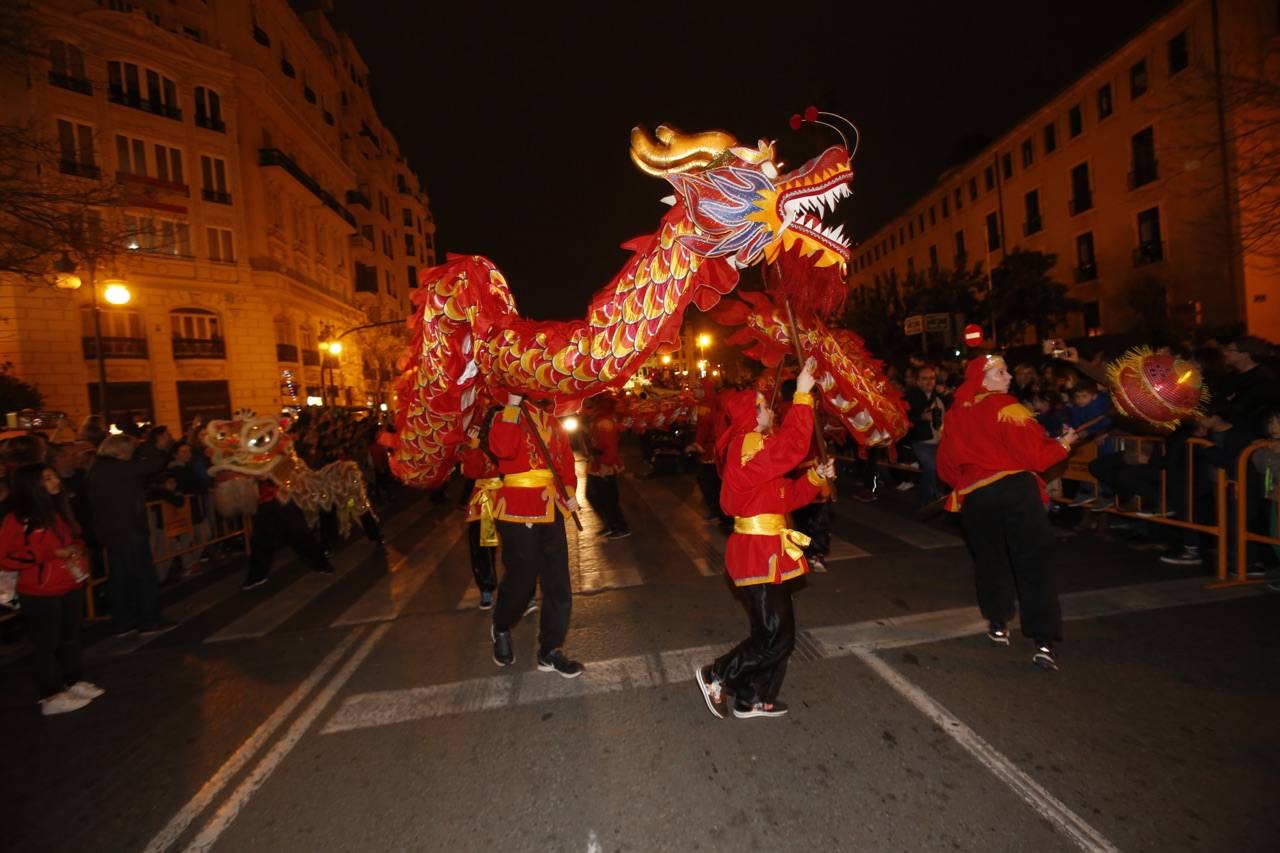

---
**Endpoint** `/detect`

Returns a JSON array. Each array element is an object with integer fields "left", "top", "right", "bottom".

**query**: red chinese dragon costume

[{"left": 388, "top": 122, "right": 908, "bottom": 486}]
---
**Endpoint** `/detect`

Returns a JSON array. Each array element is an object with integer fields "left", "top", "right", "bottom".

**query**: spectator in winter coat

[
  {"left": 85, "top": 435, "right": 172, "bottom": 636},
  {"left": 0, "top": 464, "right": 102, "bottom": 715}
]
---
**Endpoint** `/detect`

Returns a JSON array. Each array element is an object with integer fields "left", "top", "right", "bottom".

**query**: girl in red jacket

[
  {"left": 0, "top": 463, "right": 102, "bottom": 715},
  {"left": 695, "top": 358, "right": 835, "bottom": 719}
]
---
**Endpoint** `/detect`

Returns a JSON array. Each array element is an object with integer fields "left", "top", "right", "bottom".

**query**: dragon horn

[{"left": 629, "top": 125, "right": 738, "bottom": 176}]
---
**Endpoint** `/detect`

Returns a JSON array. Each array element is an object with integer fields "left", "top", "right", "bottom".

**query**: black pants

[
  {"left": 20, "top": 590, "right": 84, "bottom": 699},
  {"left": 105, "top": 532, "right": 161, "bottom": 632},
  {"left": 467, "top": 519, "right": 498, "bottom": 593},
  {"left": 961, "top": 473, "right": 1062, "bottom": 643},
  {"left": 791, "top": 501, "right": 831, "bottom": 559},
  {"left": 248, "top": 499, "right": 330, "bottom": 582},
  {"left": 585, "top": 474, "right": 629, "bottom": 534},
  {"left": 711, "top": 582, "right": 796, "bottom": 705},
  {"left": 1088, "top": 452, "right": 1160, "bottom": 507},
  {"left": 494, "top": 517, "right": 572, "bottom": 655}
]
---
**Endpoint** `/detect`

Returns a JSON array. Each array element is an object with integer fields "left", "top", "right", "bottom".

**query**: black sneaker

[
  {"left": 1159, "top": 547, "right": 1202, "bottom": 566},
  {"left": 139, "top": 620, "right": 177, "bottom": 636},
  {"left": 1032, "top": 643, "right": 1059, "bottom": 671},
  {"left": 491, "top": 625, "right": 514, "bottom": 667},
  {"left": 479, "top": 590, "right": 494, "bottom": 610},
  {"left": 732, "top": 700, "right": 788, "bottom": 719},
  {"left": 241, "top": 575, "right": 268, "bottom": 591},
  {"left": 986, "top": 621, "right": 1011, "bottom": 646},
  {"left": 694, "top": 664, "right": 727, "bottom": 719},
  {"left": 536, "top": 648, "right": 584, "bottom": 678},
  {"left": 523, "top": 598, "right": 538, "bottom": 616}
]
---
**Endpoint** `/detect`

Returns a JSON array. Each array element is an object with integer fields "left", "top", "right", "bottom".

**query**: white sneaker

[
  {"left": 40, "top": 691, "right": 92, "bottom": 716},
  {"left": 895, "top": 482, "right": 914, "bottom": 491},
  {"left": 67, "top": 681, "right": 105, "bottom": 700}
]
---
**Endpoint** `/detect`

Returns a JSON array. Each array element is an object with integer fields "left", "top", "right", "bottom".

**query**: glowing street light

[
  {"left": 660, "top": 354, "right": 672, "bottom": 365},
  {"left": 696, "top": 333, "right": 712, "bottom": 348},
  {"left": 327, "top": 340, "right": 343, "bottom": 356},
  {"left": 103, "top": 281, "right": 132, "bottom": 305}
]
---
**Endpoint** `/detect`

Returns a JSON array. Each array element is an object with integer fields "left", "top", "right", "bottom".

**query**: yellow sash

[
  {"left": 470, "top": 477, "right": 503, "bottom": 547},
  {"left": 503, "top": 469, "right": 555, "bottom": 488},
  {"left": 733, "top": 513, "right": 811, "bottom": 562}
]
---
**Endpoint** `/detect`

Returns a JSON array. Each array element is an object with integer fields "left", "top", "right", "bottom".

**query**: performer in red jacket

[
  {"left": 583, "top": 395, "right": 630, "bottom": 539},
  {"left": 937, "top": 353, "right": 1078, "bottom": 671},
  {"left": 460, "top": 413, "right": 502, "bottom": 610},
  {"left": 695, "top": 358, "right": 834, "bottom": 719},
  {"left": 488, "top": 394, "right": 583, "bottom": 678}
]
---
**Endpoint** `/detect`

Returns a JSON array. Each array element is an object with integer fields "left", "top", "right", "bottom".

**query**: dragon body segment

[{"left": 390, "top": 125, "right": 896, "bottom": 488}]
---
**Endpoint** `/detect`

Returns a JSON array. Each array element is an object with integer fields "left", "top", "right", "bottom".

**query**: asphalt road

[{"left": 1, "top": 463, "right": 1276, "bottom": 853}]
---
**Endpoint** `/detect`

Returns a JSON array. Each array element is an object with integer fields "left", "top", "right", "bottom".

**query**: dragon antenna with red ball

[{"left": 789, "top": 106, "right": 861, "bottom": 158}]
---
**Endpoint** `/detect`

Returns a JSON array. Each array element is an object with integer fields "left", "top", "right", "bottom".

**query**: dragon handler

[
  {"left": 695, "top": 358, "right": 835, "bottom": 719},
  {"left": 487, "top": 394, "right": 584, "bottom": 678},
  {"left": 936, "top": 354, "right": 1078, "bottom": 671}
]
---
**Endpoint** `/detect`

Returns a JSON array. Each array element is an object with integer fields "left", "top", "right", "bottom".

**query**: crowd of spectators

[
  {"left": 880, "top": 333, "right": 1280, "bottom": 572},
  {"left": 0, "top": 405, "right": 395, "bottom": 713}
]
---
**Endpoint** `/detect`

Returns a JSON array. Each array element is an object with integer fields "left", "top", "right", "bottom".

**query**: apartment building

[
  {"left": 0, "top": 0, "right": 435, "bottom": 428},
  {"left": 848, "top": 0, "right": 1279, "bottom": 342}
]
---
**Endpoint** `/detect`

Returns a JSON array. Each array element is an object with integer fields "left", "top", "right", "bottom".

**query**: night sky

[{"left": 334, "top": 0, "right": 1177, "bottom": 320}]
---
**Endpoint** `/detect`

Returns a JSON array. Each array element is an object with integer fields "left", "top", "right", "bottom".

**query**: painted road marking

[
  {"left": 825, "top": 537, "right": 870, "bottom": 562},
  {"left": 182, "top": 623, "right": 392, "bottom": 853},
  {"left": 322, "top": 576, "right": 1266, "bottom": 734},
  {"left": 853, "top": 648, "right": 1120, "bottom": 853},
  {"left": 204, "top": 500, "right": 437, "bottom": 643},
  {"left": 143, "top": 628, "right": 364, "bottom": 853},
  {"left": 330, "top": 522, "right": 466, "bottom": 626},
  {"left": 625, "top": 475, "right": 717, "bottom": 576}
]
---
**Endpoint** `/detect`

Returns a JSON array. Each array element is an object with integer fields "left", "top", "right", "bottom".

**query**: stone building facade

[
  {"left": 848, "top": 0, "right": 1279, "bottom": 343},
  {"left": 0, "top": 0, "right": 435, "bottom": 428}
]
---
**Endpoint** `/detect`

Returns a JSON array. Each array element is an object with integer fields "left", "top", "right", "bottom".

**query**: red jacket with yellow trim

[
  {"left": 489, "top": 405, "right": 577, "bottom": 523},
  {"left": 587, "top": 415, "right": 623, "bottom": 475},
  {"left": 720, "top": 393, "right": 825, "bottom": 586},
  {"left": 936, "top": 391, "right": 1068, "bottom": 510},
  {"left": 460, "top": 439, "right": 500, "bottom": 523}
]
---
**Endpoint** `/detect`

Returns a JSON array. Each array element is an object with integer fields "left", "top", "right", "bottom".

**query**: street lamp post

[
  {"left": 55, "top": 253, "right": 130, "bottom": 425},
  {"left": 696, "top": 332, "right": 711, "bottom": 378}
]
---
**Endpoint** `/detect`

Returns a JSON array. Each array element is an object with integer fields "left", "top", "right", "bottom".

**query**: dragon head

[
  {"left": 630, "top": 125, "right": 852, "bottom": 270},
  {"left": 203, "top": 411, "right": 293, "bottom": 477}
]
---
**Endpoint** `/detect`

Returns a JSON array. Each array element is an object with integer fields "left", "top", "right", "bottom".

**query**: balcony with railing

[
  {"left": 172, "top": 337, "right": 225, "bottom": 359},
  {"left": 195, "top": 113, "right": 226, "bottom": 133},
  {"left": 1068, "top": 192, "right": 1093, "bottom": 215},
  {"left": 59, "top": 160, "right": 101, "bottom": 180},
  {"left": 346, "top": 189, "right": 371, "bottom": 209},
  {"left": 202, "top": 188, "right": 232, "bottom": 204},
  {"left": 1074, "top": 261, "right": 1098, "bottom": 282},
  {"left": 302, "top": 348, "right": 321, "bottom": 367},
  {"left": 1128, "top": 160, "right": 1159, "bottom": 189},
  {"left": 82, "top": 336, "right": 148, "bottom": 359},
  {"left": 276, "top": 343, "right": 299, "bottom": 363},
  {"left": 48, "top": 71, "right": 92, "bottom": 95},
  {"left": 1132, "top": 240, "right": 1165, "bottom": 266},
  {"left": 107, "top": 88, "right": 182, "bottom": 121},
  {"left": 258, "top": 149, "right": 356, "bottom": 227}
]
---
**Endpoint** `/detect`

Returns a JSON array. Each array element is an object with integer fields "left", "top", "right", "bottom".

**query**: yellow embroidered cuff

[
  {"left": 792, "top": 391, "right": 815, "bottom": 407},
  {"left": 501, "top": 405, "right": 521, "bottom": 423},
  {"left": 806, "top": 468, "right": 827, "bottom": 486}
]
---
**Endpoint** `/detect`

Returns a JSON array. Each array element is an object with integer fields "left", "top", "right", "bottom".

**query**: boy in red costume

[
  {"left": 937, "top": 353, "right": 1078, "bottom": 670},
  {"left": 583, "top": 395, "right": 630, "bottom": 539},
  {"left": 488, "top": 394, "right": 584, "bottom": 678},
  {"left": 695, "top": 358, "right": 835, "bottom": 719}
]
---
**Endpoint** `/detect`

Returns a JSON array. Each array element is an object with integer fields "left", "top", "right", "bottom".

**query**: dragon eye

[
  {"left": 243, "top": 422, "right": 280, "bottom": 453},
  {"left": 762, "top": 162, "right": 778, "bottom": 180}
]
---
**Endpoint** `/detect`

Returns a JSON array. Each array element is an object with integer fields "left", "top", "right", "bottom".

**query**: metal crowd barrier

[
  {"left": 1232, "top": 440, "right": 1279, "bottom": 587},
  {"left": 82, "top": 493, "right": 252, "bottom": 622}
]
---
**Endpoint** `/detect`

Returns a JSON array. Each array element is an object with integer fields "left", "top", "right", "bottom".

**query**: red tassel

[{"left": 769, "top": 244, "right": 847, "bottom": 320}]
